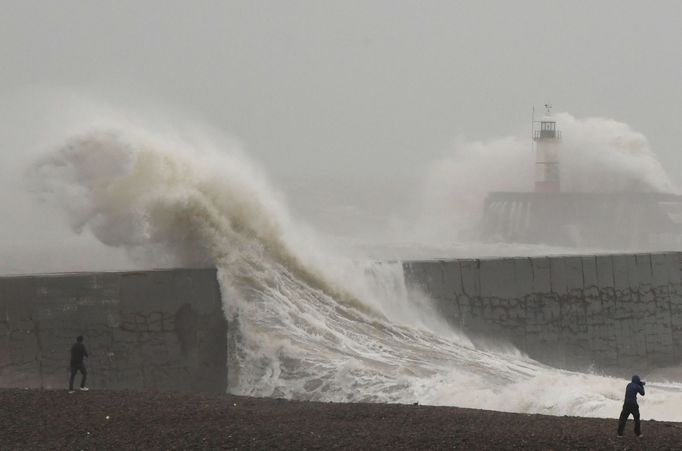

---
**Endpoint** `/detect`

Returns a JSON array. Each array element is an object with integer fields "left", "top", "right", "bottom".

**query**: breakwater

[
  {"left": 403, "top": 252, "right": 682, "bottom": 371},
  {"left": 0, "top": 268, "right": 227, "bottom": 392},
  {"left": 3, "top": 252, "right": 681, "bottom": 392}
]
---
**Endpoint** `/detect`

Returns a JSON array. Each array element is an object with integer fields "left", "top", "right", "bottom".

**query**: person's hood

[{"left": 631, "top": 375, "right": 641, "bottom": 384}]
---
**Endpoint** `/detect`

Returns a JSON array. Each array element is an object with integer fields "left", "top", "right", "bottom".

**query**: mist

[
  {"left": 2, "top": 1, "right": 682, "bottom": 271},
  {"left": 413, "top": 113, "right": 677, "bottom": 248},
  {"left": 21, "top": 116, "right": 682, "bottom": 421},
  {"left": 4, "top": 2, "right": 682, "bottom": 423}
]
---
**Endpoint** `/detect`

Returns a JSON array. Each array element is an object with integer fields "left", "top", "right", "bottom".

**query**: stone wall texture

[
  {"left": 0, "top": 268, "right": 227, "bottom": 393},
  {"left": 403, "top": 252, "right": 682, "bottom": 372}
]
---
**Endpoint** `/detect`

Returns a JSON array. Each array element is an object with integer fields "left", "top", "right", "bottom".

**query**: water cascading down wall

[
  {"left": 0, "top": 268, "right": 227, "bottom": 392},
  {"left": 3, "top": 253, "right": 682, "bottom": 392},
  {"left": 403, "top": 252, "right": 682, "bottom": 372}
]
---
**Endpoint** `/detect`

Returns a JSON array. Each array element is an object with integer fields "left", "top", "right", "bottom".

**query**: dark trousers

[
  {"left": 617, "top": 402, "right": 641, "bottom": 436},
  {"left": 69, "top": 363, "right": 87, "bottom": 390}
]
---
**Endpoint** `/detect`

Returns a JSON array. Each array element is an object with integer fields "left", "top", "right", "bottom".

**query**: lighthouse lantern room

[{"left": 533, "top": 104, "right": 562, "bottom": 193}]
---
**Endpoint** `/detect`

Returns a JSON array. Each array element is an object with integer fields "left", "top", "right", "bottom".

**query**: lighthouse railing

[{"left": 533, "top": 130, "right": 562, "bottom": 140}]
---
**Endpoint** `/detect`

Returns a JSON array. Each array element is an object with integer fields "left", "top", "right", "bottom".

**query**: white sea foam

[{"left": 28, "top": 123, "right": 682, "bottom": 421}]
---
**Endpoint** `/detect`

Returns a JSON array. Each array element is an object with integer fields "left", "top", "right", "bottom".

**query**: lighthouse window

[{"left": 541, "top": 122, "right": 555, "bottom": 131}]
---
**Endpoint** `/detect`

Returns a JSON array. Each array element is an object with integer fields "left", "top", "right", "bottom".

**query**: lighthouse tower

[{"left": 533, "top": 104, "right": 562, "bottom": 192}]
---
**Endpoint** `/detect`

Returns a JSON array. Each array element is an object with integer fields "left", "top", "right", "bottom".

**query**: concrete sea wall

[
  {"left": 0, "top": 268, "right": 227, "bottom": 393},
  {"left": 403, "top": 252, "right": 682, "bottom": 372}
]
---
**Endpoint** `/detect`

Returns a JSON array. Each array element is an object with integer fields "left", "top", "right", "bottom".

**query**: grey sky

[
  {"left": 2, "top": 0, "right": 680, "bottom": 180},
  {"left": 1, "top": 0, "right": 682, "bottom": 267}
]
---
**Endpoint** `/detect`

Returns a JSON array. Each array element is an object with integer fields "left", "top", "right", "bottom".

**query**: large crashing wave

[{"left": 29, "top": 125, "right": 682, "bottom": 420}]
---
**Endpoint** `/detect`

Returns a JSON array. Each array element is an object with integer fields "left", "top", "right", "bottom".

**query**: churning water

[{"left": 29, "top": 124, "right": 682, "bottom": 421}]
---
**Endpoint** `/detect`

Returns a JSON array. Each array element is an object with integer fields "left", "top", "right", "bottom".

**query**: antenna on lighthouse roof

[{"left": 544, "top": 103, "right": 552, "bottom": 115}]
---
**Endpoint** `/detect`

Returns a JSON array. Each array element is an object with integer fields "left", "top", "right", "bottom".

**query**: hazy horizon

[{"left": 2, "top": 1, "right": 681, "bottom": 271}]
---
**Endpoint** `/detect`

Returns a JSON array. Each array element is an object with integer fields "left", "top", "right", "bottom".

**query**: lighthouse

[
  {"left": 480, "top": 104, "right": 682, "bottom": 248},
  {"left": 533, "top": 104, "right": 562, "bottom": 192}
]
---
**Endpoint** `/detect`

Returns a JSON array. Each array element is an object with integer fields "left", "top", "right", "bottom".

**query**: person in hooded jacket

[
  {"left": 617, "top": 374, "right": 645, "bottom": 437},
  {"left": 68, "top": 335, "right": 89, "bottom": 393}
]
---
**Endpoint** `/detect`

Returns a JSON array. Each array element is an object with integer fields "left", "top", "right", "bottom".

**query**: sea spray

[
  {"left": 415, "top": 113, "right": 677, "bottom": 244},
  {"left": 28, "top": 123, "right": 682, "bottom": 421}
]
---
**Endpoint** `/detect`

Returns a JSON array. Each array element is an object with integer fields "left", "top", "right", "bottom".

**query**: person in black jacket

[
  {"left": 617, "top": 375, "right": 645, "bottom": 437},
  {"left": 68, "top": 336, "right": 89, "bottom": 393}
]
